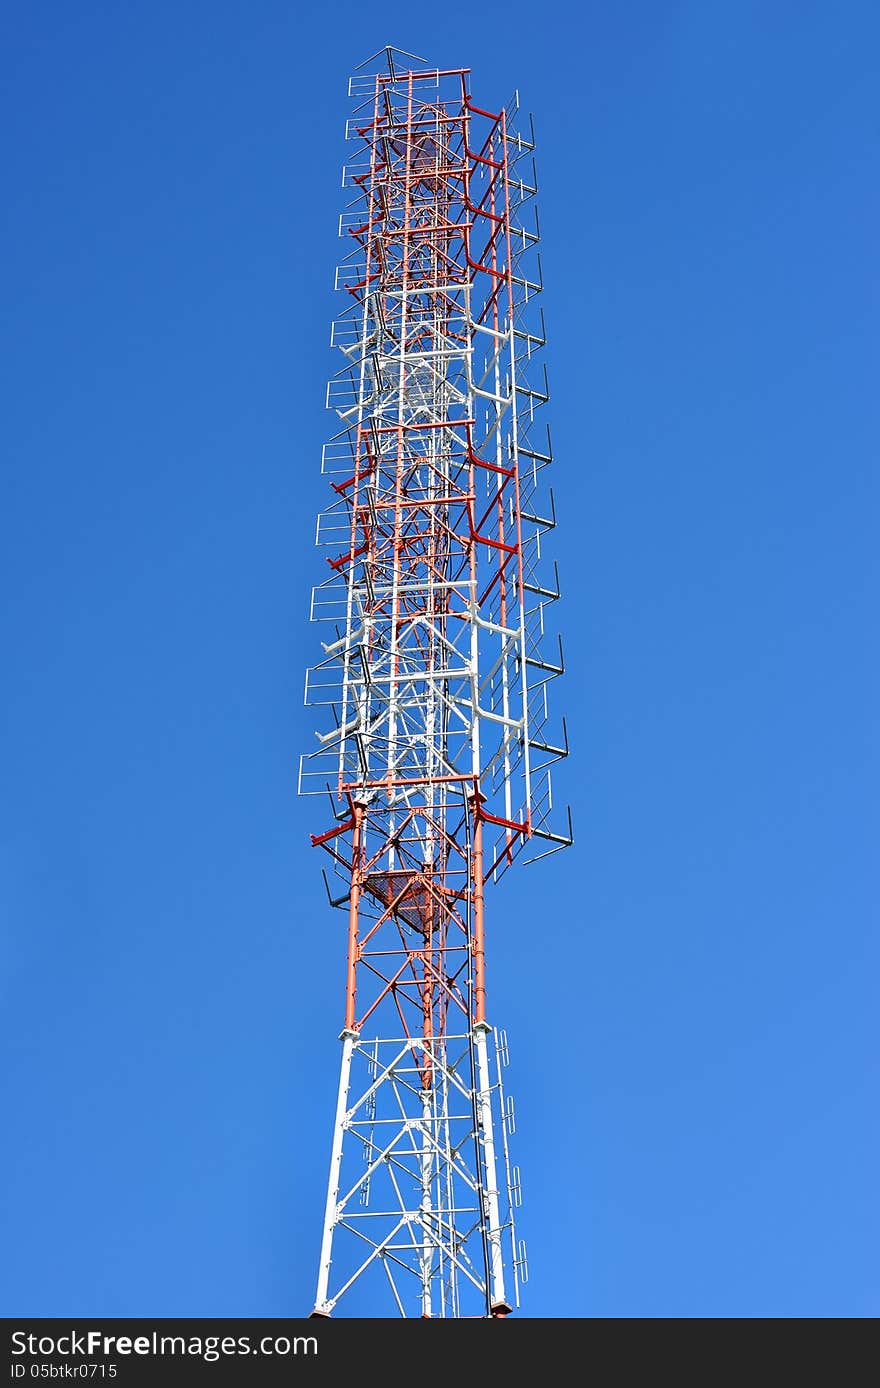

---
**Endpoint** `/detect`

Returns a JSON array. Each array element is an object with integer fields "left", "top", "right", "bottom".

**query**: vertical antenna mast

[{"left": 300, "top": 47, "right": 571, "bottom": 1318}]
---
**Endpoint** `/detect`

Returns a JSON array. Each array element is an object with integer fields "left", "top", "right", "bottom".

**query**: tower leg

[
  {"left": 474, "top": 1022, "right": 511, "bottom": 1315},
  {"left": 419, "top": 1089, "right": 434, "bottom": 1318},
  {"left": 313, "top": 1030, "right": 356, "bottom": 1316}
]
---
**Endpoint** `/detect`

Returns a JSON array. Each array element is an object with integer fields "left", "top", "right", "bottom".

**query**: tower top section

[{"left": 301, "top": 50, "right": 571, "bottom": 885}]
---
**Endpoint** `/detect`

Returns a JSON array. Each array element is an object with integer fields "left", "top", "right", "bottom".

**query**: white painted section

[
  {"left": 313, "top": 1032, "right": 356, "bottom": 1313},
  {"left": 420, "top": 1091, "right": 434, "bottom": 1318},
  {"left": 475, "top": 1024, "right": 507, "bottom": 1311}
]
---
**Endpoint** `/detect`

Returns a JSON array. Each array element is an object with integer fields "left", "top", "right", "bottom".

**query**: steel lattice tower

[{"left": 300, "top": 46, "right": 571, "bottom": 1319}]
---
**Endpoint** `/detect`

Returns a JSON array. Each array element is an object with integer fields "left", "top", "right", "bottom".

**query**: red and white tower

[{"left": 300, "top": 47, "right": 570, "bottom": 1318}]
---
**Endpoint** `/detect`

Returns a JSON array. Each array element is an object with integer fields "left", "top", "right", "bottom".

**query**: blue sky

[{"left": 1, "top": 2, "right": 876, "bottom": 1318}]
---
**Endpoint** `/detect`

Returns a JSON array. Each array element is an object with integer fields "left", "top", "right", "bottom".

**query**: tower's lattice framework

[{"left": 301, "top": 47, "right": 570, "bottom": 1318}]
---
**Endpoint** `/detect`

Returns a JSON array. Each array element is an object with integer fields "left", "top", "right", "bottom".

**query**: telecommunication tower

[{"left": 300, "top": 46, "right": 571, "bottom": 1318}]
